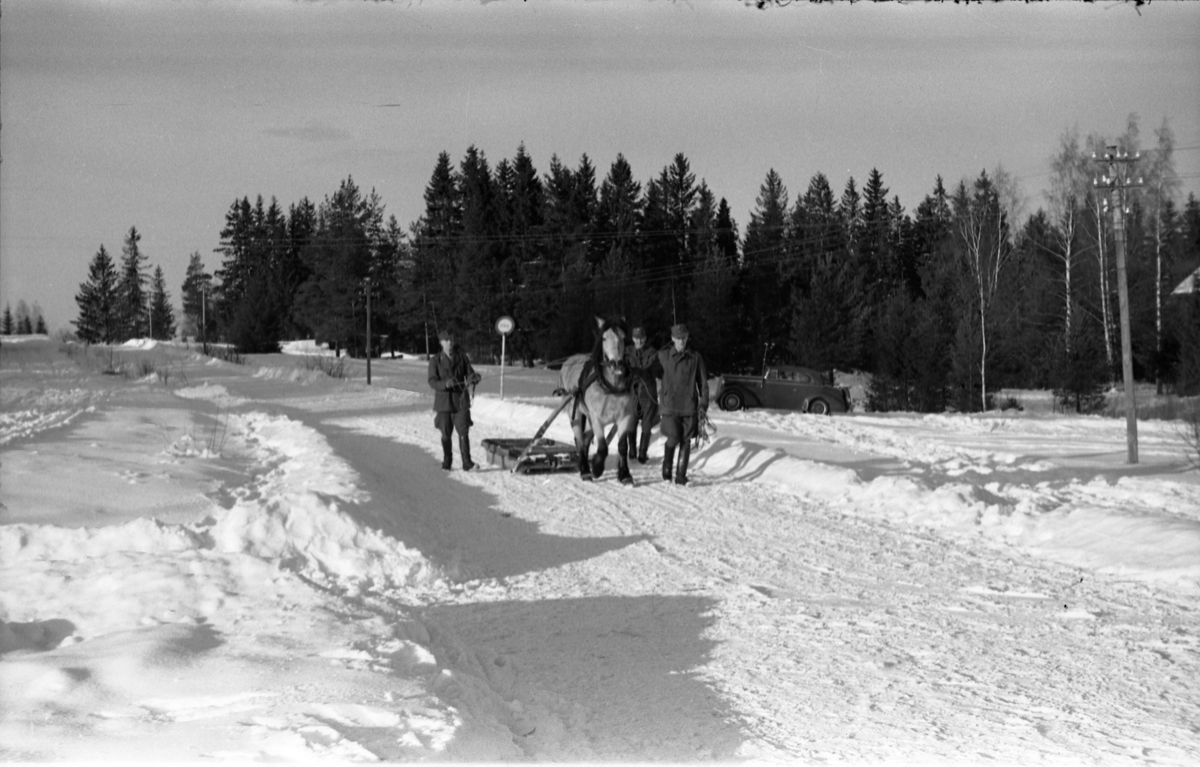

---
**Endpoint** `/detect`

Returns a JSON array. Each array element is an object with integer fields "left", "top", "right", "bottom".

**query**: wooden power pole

[{"left": 1093, "top": 145, "right": 1142, "bottom": 464}]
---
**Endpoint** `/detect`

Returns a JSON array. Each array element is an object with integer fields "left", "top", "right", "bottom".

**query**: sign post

[{"left": 496, "top": 315, "right": 515, "bottom": 400}]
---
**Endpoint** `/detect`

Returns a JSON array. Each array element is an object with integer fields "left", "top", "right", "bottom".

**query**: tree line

[
  {"left": 2, "top": 300, "right": 47, "bottom": 335},
  {"left": 74, "top": 115, "right": 1200, "bottom": 412},
  {"left": 73, "top": 226, "right": 176, "bottom": 344}
]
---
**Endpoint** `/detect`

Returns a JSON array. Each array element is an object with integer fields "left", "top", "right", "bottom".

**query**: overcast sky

[{"left": 2, "top": 0, "right": 1198, "bottom": 333}]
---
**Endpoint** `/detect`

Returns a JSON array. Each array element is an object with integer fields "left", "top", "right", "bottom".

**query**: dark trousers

[
  {"left": 621, "top": 398, "right": 659, "bottom": 460},
  {"left": 659, "top": 413, "right": 696, "bottom": 483},
  {"left": 435, "top": 410, "right": 473, "bottom": 469}
]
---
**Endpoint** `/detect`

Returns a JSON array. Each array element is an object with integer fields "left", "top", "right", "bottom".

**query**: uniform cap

[
  {"left": 631, "top": 326, "right": 646, "bottom": 339},
  {"left": 670, "top": 324, "right": 689, "bottom": 339}
]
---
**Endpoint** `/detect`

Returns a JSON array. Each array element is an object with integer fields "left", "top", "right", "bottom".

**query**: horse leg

[
  {"left": 573, "top": 418, "right": 593, "bottom": 481},
  {"left": 615, "top": 421, "right": 633, "bottom": 485},
  {"left": 590, "top": 416, "right": 608, "bottom": 479}
]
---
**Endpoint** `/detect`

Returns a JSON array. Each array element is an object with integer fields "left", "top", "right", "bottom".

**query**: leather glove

[{"left": 468, "top": 373, "right": 482, "bottom": 386}]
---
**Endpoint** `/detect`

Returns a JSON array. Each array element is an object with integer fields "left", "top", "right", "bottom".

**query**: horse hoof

[
  {"left": 620, "top": 475, "right": 634, "bottom": 486},
  {"left": 580, "top": 473, "right": 594, "bottom": 482}
]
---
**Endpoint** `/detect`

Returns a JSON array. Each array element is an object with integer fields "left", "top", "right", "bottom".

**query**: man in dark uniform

[
  {"left": 428, "top": 329, "right": 481, "bottom": 471},
  {"left": 651, "top": 323, "right": 708, "bottom": 486},
  {"left": 622, "top": 325, "right": 659, "bottom": 464}
]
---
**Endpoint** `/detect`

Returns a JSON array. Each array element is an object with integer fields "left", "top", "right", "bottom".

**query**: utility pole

[
  {"left": 365, "top": 277, "right": 372, "bottom": 386},
  {"left": 1093, "top": 145, "right": 1142, "bottom": 464},
  {"left": 201, "top": 287, "right": 208, "bottom": 355}
]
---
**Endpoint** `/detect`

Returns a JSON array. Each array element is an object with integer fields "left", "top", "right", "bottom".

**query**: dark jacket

[
  {"left": 428, "top": 350, "right": 478, "bottom": 413},
  {"left": 626, "top": 343, "right": 659, "bottom": 406},
  {"left": 653, "top": 345, "right": 709, "bottom": 416}
]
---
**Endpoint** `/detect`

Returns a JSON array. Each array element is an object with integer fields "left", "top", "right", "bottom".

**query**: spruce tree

[
  {"left": 75, "top": 245, "right": 120, "bottom": 344},
  {"left": 282, "top": 199, "right": 317, "bottom": 339},
  {"left": 16, "top": 300, "right": 35, "bottom": 335},
  {"left": 859, "top": 169, "right": 893, "bottom": 295},
  {"left": 687, "top": 248, "right": 740, "bottom": 374},
  {"left": 2, "top": 304, "right": 13, "bottom": 335},
  {"left": 714, "top": 198, "right": 739, "bottom": 266},
  {"left": 14, "top": 300, "right": 30, "bottom": 335},
  {"left": 840, "top": 177, "right": 862, "bottom": 252},
  {"left": 410, "top": 152, "right": 463, "bottom": 348},
  {"left": 117, "top": 226, "right": 149, "bottom": 340},
  {"left": 597, "top": 154, "right": 642, "bottom": 259},
  {"left": 1052, "top": 314, "right": 1109, "bottom": 413},
  {"left": 543, "top": 154, "right": 581, "bottom": 274},
  {"left": 740, "top": 169, "right": 790, "bottom": 366},
  {"left": 456, "top": 146, "right": 501, "bottom": 353},
  {"left": 293, "top": 176, "right": 384, "bottom": 356},
  {"left": 181, "top": 252, "right": 212, "bottom": 342},
  {"left": 149, "top": 265, "right": 177, "bottom": 340},
  {"left": 503, "top": 144, "right": 552, "bottom": 363},
  {"left": 214, "top": 197, "right": 254, "bottom": 331},
  {"left": 663, "top": 153, "right": 698, "bottom": 271},
  {"left": 573, "top": 154, "right": 602, "bottom": 266}
]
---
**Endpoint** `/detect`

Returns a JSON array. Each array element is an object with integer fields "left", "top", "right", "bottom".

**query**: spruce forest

[{"left": 76, "top": 119, "right": 1200, "bottom": 414}]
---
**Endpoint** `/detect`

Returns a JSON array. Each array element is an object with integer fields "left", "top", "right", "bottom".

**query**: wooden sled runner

[
  {"left": 481, "top": 437, "right": 579, "bottom": 474},
  {"left": 481, "top": 393, "right": 579, "bottom": 474}
]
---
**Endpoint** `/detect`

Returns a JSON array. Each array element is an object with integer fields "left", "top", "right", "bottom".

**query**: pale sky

[{"left": 2, "top": 0, "right": 1198, "bottom": 333}]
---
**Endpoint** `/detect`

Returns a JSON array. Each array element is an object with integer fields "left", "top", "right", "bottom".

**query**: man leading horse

[{"left": 650, "top": 323, "right": 709, "bottom": 486}]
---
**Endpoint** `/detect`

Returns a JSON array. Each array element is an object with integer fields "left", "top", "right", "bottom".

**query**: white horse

[{"left": 558, "top": 317, "right": 639, "bottom": 484}]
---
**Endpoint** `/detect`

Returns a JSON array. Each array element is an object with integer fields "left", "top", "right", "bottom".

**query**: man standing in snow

[
  {"left": 622, "top": 325, "right": 659, "bottom": 464},
  {"left": 428, "top": 329, "right": 481, "bottom": 471},
  {"left": 651, "top": 323, "right": 708, "bottom": 486}
]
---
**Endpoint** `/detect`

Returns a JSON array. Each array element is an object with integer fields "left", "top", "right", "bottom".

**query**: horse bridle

[{"left": 595, "top": 356, "right": 631, "bottom": 395}]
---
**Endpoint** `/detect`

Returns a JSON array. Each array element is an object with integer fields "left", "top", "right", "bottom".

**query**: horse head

[{"left": 592, "top": 316, "right": 629, "bottom": 392}]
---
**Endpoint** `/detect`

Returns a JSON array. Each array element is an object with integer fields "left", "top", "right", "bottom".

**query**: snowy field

[{"left": 2, "top": 336, "right": 1199, "bottom": 765}]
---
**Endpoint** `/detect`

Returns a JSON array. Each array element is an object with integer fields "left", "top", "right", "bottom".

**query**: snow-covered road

[{"left": 3, "top": 339, "right": 1199, "bottom": 764}]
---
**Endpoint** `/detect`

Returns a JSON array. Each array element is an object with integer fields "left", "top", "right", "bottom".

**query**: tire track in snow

[{"left": 331, "top": 408, "right": 1200, "bottom": 764}]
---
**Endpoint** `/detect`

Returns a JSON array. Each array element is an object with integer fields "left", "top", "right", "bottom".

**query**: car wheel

[
  {"left": 808, "top": 398, "right": 830, "bottom": 416},
  {"left": 720, "top": 390, "right": 744, "bottom": 411}
]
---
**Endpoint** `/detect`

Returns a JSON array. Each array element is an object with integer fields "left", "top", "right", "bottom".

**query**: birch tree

[
  {"left": 1045, "top": 127, "right": 1092, "bottom": 348},
  {"left": 954, "top": 169, "right": 1019, "bottom": 411},
  {"left": 1143, "top": 118, "right": 1182, "bottom": 390}
]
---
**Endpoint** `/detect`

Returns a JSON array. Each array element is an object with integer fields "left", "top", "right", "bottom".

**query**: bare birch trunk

[
  {"left": 979, "top": 279, "right": 987, "bottom": 412},
  {"left": 1155, "top": 215, "right": 1163, "bottom": 393},
  {"left": 1095, "top": 198, "right": 1114, "bottom": 371}
]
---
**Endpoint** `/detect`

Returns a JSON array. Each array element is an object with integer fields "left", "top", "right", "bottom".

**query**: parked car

[{"left": 715, "top": 365, "right": 851, "bottom": 415}]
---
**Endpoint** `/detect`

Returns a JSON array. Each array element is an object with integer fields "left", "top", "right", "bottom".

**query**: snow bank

[
  {"left": 469, "top": 397, "right": 1200, "bottom": 593},
  {"left": 174, "top": 383, "right": 248, "bottom": 408},
  {"left": 119, "top": 338, "right": 158, "bottom": 350},
  {"left": 212, "top": 412, "right": 440, "bottom": 591},
  {"left": 0, "top": 401, "right": 518, "bottom": 761},
  {"left": 1, "top": 410, "right": 441, "bottom": 622},
  {"left": 280, "top": 339, "right": 334, "bottom": 356}
]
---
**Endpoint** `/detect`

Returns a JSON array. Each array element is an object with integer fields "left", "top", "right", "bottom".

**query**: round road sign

[{"left": 496, "top": 315, "right": 515, "bottom": 335}]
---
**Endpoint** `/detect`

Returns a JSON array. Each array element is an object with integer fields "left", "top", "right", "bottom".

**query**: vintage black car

[{"left": 715, "top": 365, "right": 851, "bottom": 415}]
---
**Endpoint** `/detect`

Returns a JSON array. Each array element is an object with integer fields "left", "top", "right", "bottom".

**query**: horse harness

[{"left": 566, "top": 356, "right": 632, "bottom": 421}]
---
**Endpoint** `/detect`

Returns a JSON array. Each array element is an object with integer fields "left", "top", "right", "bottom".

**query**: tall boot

[
  {"left": 674, "top": 441, "right": 691, "bottom": 486},
  {"left": 637, "top": 427, "right": 651, "bottom": 464},
  {"left": 662, "top": 444, "right": 675, "bottom": 482},
  {"left": 460, "top": 433, "right": 475, "bottom": 471},
  {"left": 440, "top": 438, "right": 453, "bottom": 470}
]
